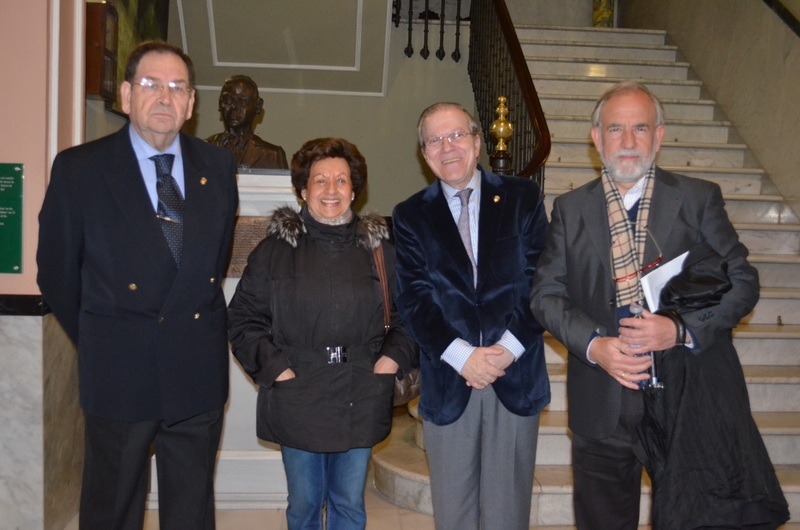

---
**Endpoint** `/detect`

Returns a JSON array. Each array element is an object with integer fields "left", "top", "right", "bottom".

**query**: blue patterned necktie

[
  {"left": 456, "top": 188, "right": 476, "bottom": 283},
  {"left": 150, "top": 154, "right": 183, "bottom": 267}
]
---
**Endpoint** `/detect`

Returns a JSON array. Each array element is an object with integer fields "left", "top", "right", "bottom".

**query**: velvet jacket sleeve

[{"left": 392, "top": 201, "right": 465, "bottom": 367}]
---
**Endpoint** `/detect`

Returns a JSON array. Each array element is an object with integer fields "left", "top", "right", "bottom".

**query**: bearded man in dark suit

[
  {"left": 530, "top": 81, "right": 786, "bottom": 528},
  {"left": 37, "top": 41, "right": 238, "bottom": 530}
]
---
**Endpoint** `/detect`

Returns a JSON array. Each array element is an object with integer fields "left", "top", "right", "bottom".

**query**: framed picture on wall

[{"left": 86, "top": 0, "right": 169, "bottom": 109}]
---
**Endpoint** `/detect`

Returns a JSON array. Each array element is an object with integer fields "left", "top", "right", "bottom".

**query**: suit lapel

[
  {"left": 581, "top": 179, "right": 614, "bottom": 276},
  {"left": 420, "top": 181, "right": 475, "bottom": 289},
  {"left": 647, "top": 168, "right": 686, "bottom": 262},
  {"left": 179, "top": 134, "right": 215, "bottom": 277},
  {"left": 476, "top": 171, "right": 505, "bottom": 285},
  {"left": 105, "top": 127, "right": 176, "bottom": 270}
]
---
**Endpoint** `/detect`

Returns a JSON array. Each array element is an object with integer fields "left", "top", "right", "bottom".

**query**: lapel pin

[
  {"left": 493, "top": 195, "right": 500, "bottom": 203},
  {"left": 200, "top": 177, "right": 208, "bottom": 185}
]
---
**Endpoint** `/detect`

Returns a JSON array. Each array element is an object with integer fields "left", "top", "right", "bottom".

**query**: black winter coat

[{"left": 228, "top": 207, "right": 418, "bottom": 452}]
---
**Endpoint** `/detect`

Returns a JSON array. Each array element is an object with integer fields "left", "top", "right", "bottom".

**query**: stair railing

[{"left": 468, "top": 0, "right": 550, "bottom": 188}]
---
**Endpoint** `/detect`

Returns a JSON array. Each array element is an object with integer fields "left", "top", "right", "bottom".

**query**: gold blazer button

[
  {"left": 194, "top": 313, "right": 200, "bottom": 319},
  {"left": 128, "top": 283, "right": 138, "bottom": 291}
]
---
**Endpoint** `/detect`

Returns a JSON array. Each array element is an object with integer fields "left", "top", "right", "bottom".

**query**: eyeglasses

[
  {"left": 612, "top": 227, "right": 663, "bottom": 283},
  {"left": 423, "top": 131, "right": 475, "bottom": 150},
  {"left": 132, "top": 77, "right": 192, "bottom": 97}
]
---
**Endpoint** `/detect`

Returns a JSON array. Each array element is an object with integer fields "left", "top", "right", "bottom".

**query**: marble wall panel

[{"left": 0, "top": 315, "right": 44, "bottom": 529}]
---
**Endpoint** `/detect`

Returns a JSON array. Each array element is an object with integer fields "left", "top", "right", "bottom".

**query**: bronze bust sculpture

[{"left": 206, "top": 75, "right": 288, "bottom": 170}]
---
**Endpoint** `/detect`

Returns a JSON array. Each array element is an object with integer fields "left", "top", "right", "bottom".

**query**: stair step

[
  {"left": 547, "top": 115, "right": 731, "bottom": 143},
  {"left": 532, "top": 75, "right": 703, "bottom": 100},
  {"left": 736, "top": 224, "right": 800, "bottom": 255},
  {"left": 533, "top": 464, "right": 799, "bottom": 526},
  {"left": 748, "top": 255, "right": 800, "bottom": 288},
  {"left": 746, "top": 287, "right": 800, "bottom": 326},
  {"left": 544, "top": 364, "right": 800, "bottom": 413},
  {"left": 527, "top": 57, "right": 690, "bottom": 80},
  {"left": 544, "top": 162, "right": 765, "bottom": 196},
  {"left": 372, "top": 414, "right": 800, "bottom": 525},
  {"left": 549, "top": 138, "right": 748, "bottom": 168},
  {"left": 514, "top": 25, "right": 667, "bottom": 47},
  {"left": 543, "top": 187, "right": 793, "bottom": 226},
  {"left": 539, "top": 94, "right": 717, "bottom": 121},
  {"left": 520, "top": 39, "right": 679, "bottom": 62},
  {"left": 537, "top": 410, "right": 800, "bottom": 465}
]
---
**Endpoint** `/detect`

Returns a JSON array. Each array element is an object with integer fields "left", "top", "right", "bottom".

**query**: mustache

[{"left": 612, "top": 149, "right": 643, "bottom": 161}]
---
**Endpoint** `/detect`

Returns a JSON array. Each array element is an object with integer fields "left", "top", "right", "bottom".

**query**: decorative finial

[
  {"left": 489, "top": 96, "right": 513, "bottom": 152},
  {"left": 489, "top": 96, "right": 514, "bottom": 175}
]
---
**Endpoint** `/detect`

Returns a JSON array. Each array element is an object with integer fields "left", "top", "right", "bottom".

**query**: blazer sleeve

[
  {"left": 678, "top": 183, "right": 759, "bottom": 352},
  {"left": 503, "top": 179, "right": 548, "bottom": 347},
  {"left": 393, "top": 202, "right": 464, "bottom": 365},
  {"left": 37, "top": 152, "right": 84, "bottom": 343},
  {"left": 530, "top": 195, "right": 602, "bottom": 364},
  {"left": 376, "top": 240, "right": 419, "bottom": 376}
]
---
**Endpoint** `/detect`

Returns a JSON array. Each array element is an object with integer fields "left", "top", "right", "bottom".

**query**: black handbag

[{"left": 373, "top": 244, "right": 421, "bottom": 407}]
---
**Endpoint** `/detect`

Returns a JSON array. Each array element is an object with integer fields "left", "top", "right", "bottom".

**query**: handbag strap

[{"left": 372, "top": 245, "right": 391, "bottom": 333}]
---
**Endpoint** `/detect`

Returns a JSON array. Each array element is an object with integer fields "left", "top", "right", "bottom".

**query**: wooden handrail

[{"left": 468, "top": 0, "right": 551, "bottom": 187}]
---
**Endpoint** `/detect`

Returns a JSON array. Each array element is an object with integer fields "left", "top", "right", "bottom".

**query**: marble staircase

[{"left": 372, "top": 25, "right": 800, "bottom": 527}]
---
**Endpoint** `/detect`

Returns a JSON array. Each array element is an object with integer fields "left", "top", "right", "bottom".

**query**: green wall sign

[{"left": 0, "top": 163, "right": 23, "bottom": 273}]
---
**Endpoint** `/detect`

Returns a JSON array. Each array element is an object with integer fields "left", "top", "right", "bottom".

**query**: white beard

[{"left": 601, "top": 148, "right": 657, "bottom": 183}]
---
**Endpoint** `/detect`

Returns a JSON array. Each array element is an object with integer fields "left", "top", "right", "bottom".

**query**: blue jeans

[{"left": 281, "top": 446, "right": 372, "bottom": 530}]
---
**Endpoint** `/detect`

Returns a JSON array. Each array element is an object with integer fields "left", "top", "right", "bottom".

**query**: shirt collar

[{"left": 440, "top": 169, "right": 481, "bottom": 201}]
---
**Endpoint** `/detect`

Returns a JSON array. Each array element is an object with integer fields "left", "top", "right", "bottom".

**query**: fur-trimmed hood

[{"left": 266, "top": 206, "right": 388, "bottom": 250}]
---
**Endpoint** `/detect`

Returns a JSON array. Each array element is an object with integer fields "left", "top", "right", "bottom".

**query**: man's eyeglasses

[
  {"left": 612, "top": 227, "right": 663, "bottom": 283},
  {"left": 132, "top": 77, "right": 192, "bottom": 97},
  {"left": 423, "top": 131, "right": 475, "bottom": 150}
]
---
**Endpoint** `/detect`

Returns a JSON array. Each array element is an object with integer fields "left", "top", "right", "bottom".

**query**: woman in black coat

[{"left": 228, "top": 137, "right": 417, "bottom": 530}]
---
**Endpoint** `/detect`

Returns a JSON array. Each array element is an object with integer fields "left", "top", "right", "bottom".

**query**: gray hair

[
  {"left": 591, "top": 81, "right": 665, "bottom": 128},
  {"left": 417, "top": 102, "right": 481, "bottom": 149}
]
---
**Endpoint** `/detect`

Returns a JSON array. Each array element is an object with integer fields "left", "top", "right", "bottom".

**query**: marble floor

[
  {"left": 61, "top": 481, "right": 648, "bottom": 530},
  {"left": 62, "top": 483, "right": 435, "bottom": 530},
  {"left": 59, "top": 484, "right": 800, "bottom": 530}
]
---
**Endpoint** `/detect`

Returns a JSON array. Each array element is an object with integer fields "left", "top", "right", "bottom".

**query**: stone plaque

[{"left": 227, "top": 216, "right": 270, "bottom": 278}]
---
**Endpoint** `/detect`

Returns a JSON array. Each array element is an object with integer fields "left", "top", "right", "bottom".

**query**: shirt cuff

[
  {"left": 685, "top": 327, "right": 698, "bottom": 349},
  {"left": 496, "top": 330, "right": 525, "bottom": 361},
  {"left": 441, "top": 338, "right": 476, "bottom": 374},
  {"left": 586, "top": 332, "right": 601, "bottom": 364}
]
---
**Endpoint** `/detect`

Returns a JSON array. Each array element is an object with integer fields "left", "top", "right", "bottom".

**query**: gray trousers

[{"left": 423, "top": 385, "right": 539, "bottom": 530}]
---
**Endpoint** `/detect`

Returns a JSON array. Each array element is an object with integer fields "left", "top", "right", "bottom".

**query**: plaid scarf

[{"left": 602, "top": 166, "right": 656, "bottom": 307}]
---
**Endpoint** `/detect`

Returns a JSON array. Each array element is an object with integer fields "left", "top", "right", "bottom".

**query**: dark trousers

[
  {"left": 79, "top": 408, "right": 224, "bottom": 530},
  {"left": 572, "top": 388, "right": 645, "bottom": 530}
]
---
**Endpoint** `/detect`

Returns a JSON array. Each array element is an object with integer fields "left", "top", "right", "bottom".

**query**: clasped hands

[
  {"left": 590, "top": 308, "right": 679, "bottom": 390},
  {"left": 461, "top": 345, "right": 515, "bottom": 390}
]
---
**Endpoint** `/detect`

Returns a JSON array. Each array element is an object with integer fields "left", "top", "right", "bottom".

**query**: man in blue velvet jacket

[{"left": 393, "top": 102, "right": 550, "bottom": 530}]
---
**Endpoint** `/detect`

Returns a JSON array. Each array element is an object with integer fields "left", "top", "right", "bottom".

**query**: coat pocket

[{"left": 259, "top": 364, "right": 394, "bottom": 452}]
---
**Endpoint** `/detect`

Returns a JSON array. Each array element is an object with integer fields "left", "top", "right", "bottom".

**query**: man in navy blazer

[
  {"left": 393, "top": 102, "right": 550, "bottom": 530},
  {"left": 37, "top": 42, "right": 238, "bottom": 530}
]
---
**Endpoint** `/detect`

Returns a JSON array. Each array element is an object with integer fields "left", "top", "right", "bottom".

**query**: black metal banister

[
  {"left": 394, "top": 0, "right": 551, "bottom": 187},
  {"left": 468, "top": 0, "right": 551, "bottom": 187}
]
